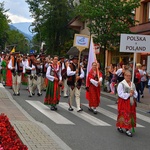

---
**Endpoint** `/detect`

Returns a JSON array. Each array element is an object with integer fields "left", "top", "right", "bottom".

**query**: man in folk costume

[
  {"left": 67, "top": 56, "right": 84, "bottom": 112},
  {"left": 116, "top": 70, "right": 138, "bottom": 137},
  {"left": 8, "top": 52, "right": 23, "bottom": 95},
  {"left": 39, "top": 53, "right": 47, "bottom": 91},
  {"left": 21, "top": 54, "right": 28, "bottom": 86},
  {"left": 59, "top": 56, "right": 69, "bottom": 97},
  {"left": 44, "top": 56, "right": 62, "bottom": 111},
  {"left": 32, "top": 58, "right": 42, "bottom": 96},
  {"left": 86, "top": 62, "right": 103, "bottom": 114},
  {"left": 25, "top": 54, "right": 36, "bottom": 97}
]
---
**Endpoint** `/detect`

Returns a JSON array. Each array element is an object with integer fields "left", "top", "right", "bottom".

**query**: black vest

[
  {"left": 26, "top": 60, "right": 32, "bottom": 75},
  {"left": 67, "top": 63, "right": 82, "bottom": 86}
]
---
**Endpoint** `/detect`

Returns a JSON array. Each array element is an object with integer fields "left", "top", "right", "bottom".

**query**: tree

[
  {"left": 0, "top": 2, "right": 10, "bottom": 51},
  {"left": 6, "top": 30, "right": 29, "bottom": 54},
  {"left": 0, "top": 2, "right": 29, "bottom": 53},
  {"left": 26, "top": 0, "right": 75, "bottom": 55},
  {"left": 75, "top": 0, "right": 140, "bottom": 68}
]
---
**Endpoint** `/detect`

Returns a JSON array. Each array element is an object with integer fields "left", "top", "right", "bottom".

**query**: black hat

[
  {"left": 10, "top": 52, "right": 20, "bottom": 55},
  {"left": 28, "top": 53, "right": 37, "bottom": 57},
  {"left": 1, "top": 52, "right": 6, "bottom": 56},
  {"left": 59, "top": 56, "right": 65, "bottom": 59},
  {"left": 72, "top": 56, "right": 78, "bottom": 60},
  {"left": 39, "top": 52, "right": 46, "bottom": 58},
  {"left": 129, "top": 61, "right": 133, "bottom": 64}
]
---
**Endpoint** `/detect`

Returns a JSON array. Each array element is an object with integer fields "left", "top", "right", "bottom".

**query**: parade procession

[{"left": 1, "top": 0, "right": 150, "bottom": 150}]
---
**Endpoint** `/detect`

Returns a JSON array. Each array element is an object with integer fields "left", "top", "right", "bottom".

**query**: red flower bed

[{"left": 0, "top": 113, "right": 28, "bottom": 150}]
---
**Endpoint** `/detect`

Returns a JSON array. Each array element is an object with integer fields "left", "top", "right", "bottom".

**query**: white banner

[
  {"left": 73, "top": 34, "right": 90, "bottom": 48},
  {"left": 120, "top": 34, "right": 150, "bottom": 53}
]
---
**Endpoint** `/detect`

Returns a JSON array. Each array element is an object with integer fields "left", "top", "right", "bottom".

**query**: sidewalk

[
  {"left": 0, "top": 83, "right": 72, "bottom": 150},
  {"left": 101, "top": 87, "right": 150, "bottom": 111}
]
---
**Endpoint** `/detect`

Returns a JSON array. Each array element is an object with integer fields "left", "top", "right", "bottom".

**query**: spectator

[
  {"left": 148, "top": 74, "right": 150, "bottom": 94},
  {"left": 140, "top": 65, "right": 147, "bottom": 98}
]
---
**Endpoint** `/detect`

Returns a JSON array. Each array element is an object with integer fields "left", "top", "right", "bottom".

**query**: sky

[{"left": 0, "top": 0, "right": 33, "bottom": 23}]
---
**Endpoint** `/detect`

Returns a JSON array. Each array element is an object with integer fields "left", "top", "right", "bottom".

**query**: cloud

[
  {"left": 1, "top": 0, "right": 33, "bottom": 23},
  {"left": 6, "top": 12, "right": 33, "bottom": 23}
]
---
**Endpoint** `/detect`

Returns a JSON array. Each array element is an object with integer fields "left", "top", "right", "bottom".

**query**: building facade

[{"left": 68, "top": 0, "right": 150, "bottom": 70}]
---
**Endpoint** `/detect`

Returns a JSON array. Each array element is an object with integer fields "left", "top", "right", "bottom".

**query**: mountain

[
  {"left": 9, "top": 22, "right": 35, "bottom": 40},
  {"left": 9, "top": 25, "right": 32, "bottom": 41}
]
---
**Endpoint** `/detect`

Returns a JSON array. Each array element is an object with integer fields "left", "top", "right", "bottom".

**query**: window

[{"left": 143, "top": 2, "right": 150, "bottom": 22}]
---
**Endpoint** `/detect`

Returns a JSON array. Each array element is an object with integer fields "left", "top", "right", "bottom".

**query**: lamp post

[
  {"left": 28, "top": 24, "right": 41, "bottom": 53},
  {"left": 24, "top": 37, "right": 32, "bottom": 54}
]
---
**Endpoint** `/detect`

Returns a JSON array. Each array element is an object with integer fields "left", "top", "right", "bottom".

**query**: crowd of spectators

[{"left": 104, "top": 61, "right": 150, "bottom": 103}]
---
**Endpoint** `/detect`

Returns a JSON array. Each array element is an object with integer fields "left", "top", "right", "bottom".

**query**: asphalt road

[{"left": 6, "top": 85, "right": 150, "bottom": 150}]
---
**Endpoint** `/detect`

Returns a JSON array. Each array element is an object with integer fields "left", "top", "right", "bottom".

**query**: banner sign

[
  {"left": 73, "top": 34, "right": 90, "bottom": 48},
  {"left": 120, "top": 34, "right": 150, "bottom": 53}
]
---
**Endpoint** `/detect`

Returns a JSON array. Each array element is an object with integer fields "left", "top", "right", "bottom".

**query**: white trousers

[
  {"left": 69, "top": 86, "right": 81, "bottom": 110},
  {"left": 27, "top": 75, "right": 34, "bottom": 95},
  {"left": 12, "top": 74, "right": 22, "bottom": 94},
  {"left": 60, "top": 79, "right": 69, "bottom": 96},
  {"left": 33, "top": 75, "right": 42, "bottom": 94}
]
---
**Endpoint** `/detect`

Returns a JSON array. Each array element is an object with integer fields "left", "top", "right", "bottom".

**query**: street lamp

[
  {"left": 28, "top": 24, "right": 41, "bottom": 52},
  {"left": 24, "top": 37, "right": 32, "bottom": 53}
]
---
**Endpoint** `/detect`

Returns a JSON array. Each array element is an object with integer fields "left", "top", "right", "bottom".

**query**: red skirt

[
  {"left": 6, "top": 69, "right": 12, "bottom": 87},
  {"left": 116, "top": 97, "right": 136, "bottom": 130},
  {"left": 86, "top": 84, "right": 100, "bottom": 107}
]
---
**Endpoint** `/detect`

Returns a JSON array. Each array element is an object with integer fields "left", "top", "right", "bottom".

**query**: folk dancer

[
  {"left": 8, "top": 53, "right": 23, "bottom": 95},
  {"left": 59, "top": 56, "right": 69, "bottom": 97},
  {"left": 1, "top": 54, "right": 7, "bottom": 86},
  {"left": 25, "top": 55, "right": 36, "bottom": 97},
  {"left": 21, "top": 55, "right": 28, "bottom": 86},
  {"left": 116, "top": 70, "right": 138, "bottom": 137},
  {"left": 32, "top": 59, "right": 42, "bottom": 96},
  {"left": 40, "top": 55, "right": 48, "bottom": 91},
  {"left": 86, "top": 62, "right": 103, "bottom": 114},
  {"left": 67, "top": 56, "right": 84, "bottom": 112},
  {"left": 44, "top": 56, "right": 62, "bottom": 111}
]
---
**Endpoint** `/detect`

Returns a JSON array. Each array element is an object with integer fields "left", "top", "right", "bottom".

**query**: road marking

[
  {"left": 26, "top": 100, "right": 74, "bottom": 125},
  {"left": 0, "top": 83, "right": 4, "bottom": 88},
  {"left": 59, "top": 102, "right": 111, "bottom": 126},
  {"left": 83, "top": 104, "right": 144, "bottom": 128},
  {"left": 108, "top": 105, "right": 150, "bottom": 124}
]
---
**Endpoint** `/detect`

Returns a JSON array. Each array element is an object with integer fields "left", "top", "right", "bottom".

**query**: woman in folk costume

[
  {"left": 86, "top": 62, "right": 103, "bottom": 114},
  {"left": 44, "top": 56, "right": 62, "bottom": 111},
  {"left": 1, "top": 55, "right": 9, "bottom": 86},
  {"left": 6, "top": 55, "right": 12, "bottom": 87},
  {"left": 116, "top": 70, "right": 138, "bottom": 137}
]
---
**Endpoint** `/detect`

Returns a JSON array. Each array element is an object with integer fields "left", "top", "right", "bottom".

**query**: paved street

[{"left": 1, "top": 83, "right": 150, "bottom": 150}]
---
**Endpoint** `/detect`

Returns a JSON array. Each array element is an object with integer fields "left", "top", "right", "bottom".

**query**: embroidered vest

[{"left": 67, "top": 63, "right": 82, "bottom": 86}]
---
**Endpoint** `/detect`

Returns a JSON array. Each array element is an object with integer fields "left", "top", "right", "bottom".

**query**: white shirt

[
  {"left": 25, "top": 60, "right": 36, "bottom": 75},
  {"left": 117, "top": 81, "right": 138, "bottom": 100},
  {"left": 46, "top": 65, "right": 62, "bottom": 82},
  {"left": 116, "top": 68, "right": 123, "bottom": 77},
  {"left": 67, "top": 64, "right": 84, "bottom": 79},
  {"left": 8, "top": 59, "right": 17, "bottom": 71},
  {"left": 22, "top": 59, "right": 27, "bottom": 73}
]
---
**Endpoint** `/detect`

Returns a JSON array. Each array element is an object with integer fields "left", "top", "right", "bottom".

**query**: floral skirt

[
  {"left": 44, "top": 80, "right": 60, "bottom": 106},
  {"left": 116, "top": 97, "right": 136, "bottom": 130}
]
